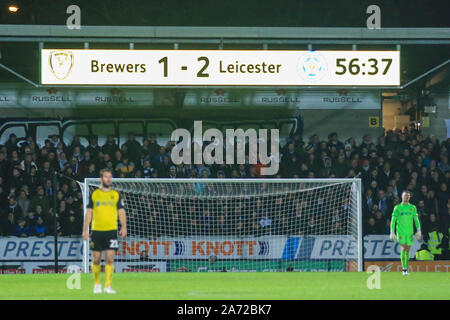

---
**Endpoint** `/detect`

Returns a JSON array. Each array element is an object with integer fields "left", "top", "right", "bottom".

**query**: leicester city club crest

[
  {"left": 49, "top": 50, "right": 74, "bottom": 80},
  {"left": 297, "top": 51, "right": 327, "bottom": 83}
]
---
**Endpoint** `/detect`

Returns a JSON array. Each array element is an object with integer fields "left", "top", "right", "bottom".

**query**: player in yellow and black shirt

[{"left": 83, "top": 168, "right": 127, "bottom": 294}]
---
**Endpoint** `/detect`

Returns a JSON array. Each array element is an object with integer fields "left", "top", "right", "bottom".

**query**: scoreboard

[{"left": 41, "top": 49, "right": 400, "bottom": 86}]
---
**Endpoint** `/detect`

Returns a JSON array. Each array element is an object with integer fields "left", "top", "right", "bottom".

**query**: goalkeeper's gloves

[
  {"left": 415, "top": 230, "right": 422, "bottom": 241},
  {"left": 390, "top": 231, "right": 397, "bottom": 242}
]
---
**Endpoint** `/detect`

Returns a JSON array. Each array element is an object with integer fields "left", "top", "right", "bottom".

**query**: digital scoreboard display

[{"left": 41, "top": 49, "right": 400, "bottom": 86}]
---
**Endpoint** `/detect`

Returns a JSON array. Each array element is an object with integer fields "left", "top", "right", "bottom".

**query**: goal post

[{"left": 82, "top": 178, "right": 363, "bottom": 273}]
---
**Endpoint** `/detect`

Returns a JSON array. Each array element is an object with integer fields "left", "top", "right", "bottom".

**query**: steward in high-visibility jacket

[
  {"left": 427, "top": 230, "right": 444, "bottom": 255},
  {"left": 415, "top": 244, "right": 434, "bottom": 261}
]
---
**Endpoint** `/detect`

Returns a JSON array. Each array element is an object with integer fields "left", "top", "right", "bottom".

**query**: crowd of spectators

[{"left": 0, "top": 127, "right": 448, "bottom": 248}]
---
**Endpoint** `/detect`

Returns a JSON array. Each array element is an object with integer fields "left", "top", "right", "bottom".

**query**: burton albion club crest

[
  {"left": 49, "top": 50, "right": 74, "bottom": 80},
  {"left": 297, "top": 51, "right": 327, "bottom": 83}
]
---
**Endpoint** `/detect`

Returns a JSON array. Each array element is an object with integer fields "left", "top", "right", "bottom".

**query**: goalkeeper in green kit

[{"left": 390, "top": 191, "right": 422, "bottom": 275}]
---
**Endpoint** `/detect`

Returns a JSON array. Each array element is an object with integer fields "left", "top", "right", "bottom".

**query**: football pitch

[{"left": 0, "top": 272, "right": 448, "bottom": 300}]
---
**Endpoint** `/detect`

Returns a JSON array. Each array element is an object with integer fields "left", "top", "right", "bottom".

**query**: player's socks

[
  {"left": 400, "top": 250, "right": 406, "bottom": 269},
  {"left": 105, "top": 264, "right": 114, "bottom": 288},
  {"left": 404, "top": 251, "right": 410, "bottom": 270},
  {"left": 92, "top": 263, "right": 101, "bottom": 285}
]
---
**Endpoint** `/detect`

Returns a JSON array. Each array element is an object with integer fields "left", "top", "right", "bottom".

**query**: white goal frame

[{"left": 82, "top": 178, "right": 363, "bottom": 272}]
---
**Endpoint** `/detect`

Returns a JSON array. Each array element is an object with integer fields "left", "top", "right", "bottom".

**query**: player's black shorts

[{"left": 90, "top": 230, "right": 118, "bottom": 251}]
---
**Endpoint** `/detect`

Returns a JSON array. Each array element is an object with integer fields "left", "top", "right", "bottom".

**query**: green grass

[{"left": 0, "top": 272, "right": 448, "bottom": 300}]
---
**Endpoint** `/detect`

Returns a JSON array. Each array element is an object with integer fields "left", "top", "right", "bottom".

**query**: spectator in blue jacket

[
  {"left": 33, "top": 217, "right": 47, "bottom": 237},
  {"left": 13, "top": 219, "right": 32, "bottom": 237}
]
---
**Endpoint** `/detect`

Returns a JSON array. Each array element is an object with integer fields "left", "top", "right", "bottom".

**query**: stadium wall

[
  {"left": 1, "top": 235, "right": 442, "bottom": 273},
  {"left": 0, "top": 85, "right": 382, "bottom": 143},
  {"left": 421, "top": 85, "right": 450, "bottom": 141}
]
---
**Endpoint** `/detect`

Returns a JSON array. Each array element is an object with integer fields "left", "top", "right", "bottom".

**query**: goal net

[{"left": 82, "top": 178, "right": 363, "bottom": 272}]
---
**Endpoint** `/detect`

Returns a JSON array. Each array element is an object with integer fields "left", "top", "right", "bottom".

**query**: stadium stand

[{"left": 0, "top": 126, "right": 448, "bottom": 258}]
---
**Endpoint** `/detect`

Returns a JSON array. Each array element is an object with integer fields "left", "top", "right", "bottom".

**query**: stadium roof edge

[{"left": 0, "top": 25, "right": 449, "bottom": 44}]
